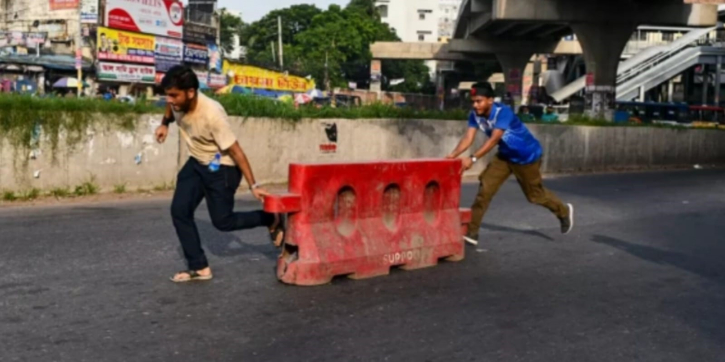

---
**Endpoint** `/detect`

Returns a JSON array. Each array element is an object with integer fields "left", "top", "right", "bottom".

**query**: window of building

[
  {"left": 377, "top": 5, "right": 388, "bottom": 18},
  {"left": 418, "top": 34, "right": 425, "bottom": 41},
  {"left": 418, "top": 9, "right": 432, "bottom": 21}
]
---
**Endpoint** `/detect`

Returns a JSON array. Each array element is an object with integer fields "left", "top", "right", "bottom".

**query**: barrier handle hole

[
  {"left": 382, "top": 184, "right": 401, "bottom": 231},
  {"left": 424, "top": 181, "right": 441, "bottom": 224}
]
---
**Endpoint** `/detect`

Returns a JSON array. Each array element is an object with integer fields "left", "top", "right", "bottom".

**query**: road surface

[{"left": 2, "top": 169, "right": 725, "bottom": 362}]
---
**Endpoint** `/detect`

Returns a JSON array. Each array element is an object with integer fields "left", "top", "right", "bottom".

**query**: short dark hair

[
  {"left": 470, "top": 82, "right": 495, "bottom": 98},
  {"left": 161, "top": 65, "right": 199, "bottom": 90}
]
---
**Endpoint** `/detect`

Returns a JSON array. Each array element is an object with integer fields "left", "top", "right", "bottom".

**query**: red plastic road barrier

[{"left": 264, "top": 159, "right": 471, "bottom": 286}]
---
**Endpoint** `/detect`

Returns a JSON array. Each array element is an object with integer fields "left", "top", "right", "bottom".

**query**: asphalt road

[{"left": 2, "top": 169, "right": 725, "bottom": 362}]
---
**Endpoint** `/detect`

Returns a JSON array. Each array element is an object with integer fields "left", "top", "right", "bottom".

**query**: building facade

[
  {"left": 375, "top": 0, "right": 439, "bottom": 43},
  {"left": 374, "top": 0, "right": 462, "bottom": 78},
  {"left": 438, "top": 0, "right": 462, "bottom": 41}
]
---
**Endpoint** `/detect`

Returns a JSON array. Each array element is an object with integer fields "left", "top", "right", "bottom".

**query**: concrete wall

[
  {"left": 0, "top": 115, "right": 179, "bottom": 193},
  {"left": 2, "top": 117, "right": 725, "bottom": 193}
]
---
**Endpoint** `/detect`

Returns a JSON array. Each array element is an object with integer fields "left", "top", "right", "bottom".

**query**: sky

[{"left": 221, "top": 1, "right": 349, "bottom": 22}]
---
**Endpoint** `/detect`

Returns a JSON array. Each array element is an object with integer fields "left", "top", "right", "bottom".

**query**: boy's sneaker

[
  {"left": 560, "top": 203, "right": 574, "bottom": 234},
  {"left": 463, "top": 233, "right": 479, "bottom": 245}
]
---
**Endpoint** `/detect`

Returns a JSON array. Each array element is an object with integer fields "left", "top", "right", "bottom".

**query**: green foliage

[
  {"left": 240, "top": 1, "right": 433, "bottom": 93},
  {"left": 220, "top": 9, "right": 245, "bottom": 54},
  {"left": 20, "top": 188, "right": 40, "bottom": 201},
  {"left": 74, "top": 177, "right": 99, "bottom": 196},
  {"left": 2, "top": 191, "right": 17, "bottom": 201},
  {"left": 215, "top": 94, "right": 468, "bottom": 121},
  {"left": 113, "top": 184, "right": 127, "bottom": 194},
  {"left": 49, "top": 187, "right": 71, "bottom": 198},
  {"left": 242, "top": 4, "right": 322, "bottom": 60},
  {"left": 153, "top": 182, "right": 175, "bottom": 191}
]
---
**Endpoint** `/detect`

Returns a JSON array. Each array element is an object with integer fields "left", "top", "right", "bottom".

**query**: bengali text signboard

[
  {"left": 97, "top": 62, "right": 156, "bottom": 83},
  {"left": 105, "top": 0, "right": 184, "bottom": 38},
  {"left": 97, "top": 27, "right": 155, "bottom": 64}
]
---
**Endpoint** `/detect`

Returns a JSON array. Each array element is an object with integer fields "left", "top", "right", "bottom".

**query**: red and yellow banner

[
  {"left": 223, "top": 61, "right": 315, "bottom": 93},
  {"left": 50, "top": 0, "right": 78, "bottom": 10},
  {"left": 97, "top": 27, "right": 155, "bottom": 64}
]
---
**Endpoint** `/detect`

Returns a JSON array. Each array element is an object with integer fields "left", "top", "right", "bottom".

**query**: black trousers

[{"left": 171, "top": 158, "right": 274, "bottom": 270}]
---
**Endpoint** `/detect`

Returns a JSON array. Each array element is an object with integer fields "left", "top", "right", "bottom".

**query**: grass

[
  {"left": 153, "top": 182, "right": 168, "bottom": 192},
  {"left": 19, "top": 188, "right": 40, "bottom": 201},
  {"left": 49, "top": 187, "right": 71, "bottom": 198},
  {"left": 113, "top": 184, "right": 127, "bottom": 194},
  {"left": 215, "top": 94, "right": 469, "bottom": 121},
  {"left": 151, "top": 181, "right": 175, "bottom": 192},
  {"left": 74, "top": 177, "right": 99, "bottom": 196},
  {"left": 2, "top": 191, "right": 17, "bottom": 202}
]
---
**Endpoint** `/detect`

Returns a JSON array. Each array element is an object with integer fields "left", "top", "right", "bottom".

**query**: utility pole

[
  {"left": 324, "top": 50, "right": 330, "bottom": 93},
  {"left": 270, "top": 41, "right": 276, "bottom": 64},
  {"left": 277, "top": 16, "right": 283, "bottom": 69},
  {"left": 76, "top": 0, "right": 83, "bottom": 96}
]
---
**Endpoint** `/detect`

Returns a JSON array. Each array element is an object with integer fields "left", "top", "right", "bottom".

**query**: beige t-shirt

[{"left": 175, "top": 93, "right": 237, "bottom": 166}]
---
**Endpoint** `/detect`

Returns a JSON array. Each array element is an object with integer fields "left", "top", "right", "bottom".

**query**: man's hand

[
  {"left": 251, "top": 186, "right": 270, "bottom": 203},
  {"left": 461, "top": 157, "right": 474, "bottom": 174},
  {"left": 446, "top": 153, "right": 457, "bottom": 159},
  {"left": 155, "top": 125, "right": 168, "bottom": 144}
]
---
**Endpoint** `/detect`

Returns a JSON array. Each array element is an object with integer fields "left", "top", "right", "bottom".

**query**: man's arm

[
  {"left": 155, "top": 103, "right": 174, "bottom": 144},
  {"left": 461, "top": 129, "right": 504, "bottom": 171},
  {"left": 227, "top": 141, "right": 269, "bottom": 201},
  {"left": 162, "top": 103, "right": 175, "bottom": 126},
  {"left": 446, "top": 127, "right": 478, "bottom": 159},
  {"left": 472, "top": 129, "right": 503, "bottom": 159}
]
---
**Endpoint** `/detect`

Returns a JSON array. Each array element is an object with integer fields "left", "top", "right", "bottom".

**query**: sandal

[
  {"left": 170, "top": 270, "right": 213, "bottom": 283},
  {"left": 269, "top": 214, "right": 286, "bottom": 248}
]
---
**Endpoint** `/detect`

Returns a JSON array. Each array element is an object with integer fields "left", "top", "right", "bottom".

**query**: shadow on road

[
  {"left": 591, "top": 234, "right": 724, "bottom": 285},
  {"left": 175, "top": 219, "right": 278, "bottom": 261},
  {"left": 482, "top": 223, "right": 555, "bottom": 241}
]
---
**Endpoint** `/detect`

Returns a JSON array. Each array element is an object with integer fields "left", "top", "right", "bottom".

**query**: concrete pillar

[
  {"left": 496, "top": 52, "right": 532, "bottom": 110},
  {"left": 370, "top": 59, "right": 382, "bottom": 99},
  {"left": 715, "top": 56, "right": 722, "bottom": 106},
  {"left": 573, "top": 22, "right": 637, "bottom": 120},
  {"left": 639, "top": 85, "right": 646, "bottom": 102},
  {"left": 667, "top": 80, "right": 674, "bottom": 103},
  {"left": 37, "top": 73, "right": 45, "bottom": 95},
  {"left": 702, "top": 65, "right": 709, "bottom": 105}
]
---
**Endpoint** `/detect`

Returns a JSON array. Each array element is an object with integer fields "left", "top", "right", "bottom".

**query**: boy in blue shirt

[{"left": 447, "top": 82, "right": 574, "bottom": 243}]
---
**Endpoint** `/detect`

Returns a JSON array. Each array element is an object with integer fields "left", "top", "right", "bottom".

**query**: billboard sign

[
  {"left": 97, "top": 27, "right": 155, "bottom": 64},
  {"left": 97, "top": 62, "right": 156, "bottom": 83},
  {"left": 183, "top": 22, "right": 216, "bottom": 44},
  {"left": 183, "top": 43, "right": 208, "bottom": 65},
  {"left": 155, "top": 36, "right": 183, "bottom": 72},
  {"left": 105, "top": 0, "right": 184, "bottom": 38},
  {"left": 80, "top": 0, "right": 98, "bottom": 23}
]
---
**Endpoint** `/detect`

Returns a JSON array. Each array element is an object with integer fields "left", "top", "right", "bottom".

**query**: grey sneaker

[{"left": 560, "top": 203, "right": 574, "bottom": 234}]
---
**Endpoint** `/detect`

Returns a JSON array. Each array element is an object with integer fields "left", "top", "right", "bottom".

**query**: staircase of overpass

[{"left": 550, "top": 26, "right": 725, "bottom": 102}]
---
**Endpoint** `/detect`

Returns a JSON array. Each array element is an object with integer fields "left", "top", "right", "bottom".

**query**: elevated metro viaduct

[{"left": 371, "top": 0, "right": 718, "bottom": 119}]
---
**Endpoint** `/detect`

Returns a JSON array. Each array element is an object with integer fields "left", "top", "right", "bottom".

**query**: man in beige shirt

[{"left": 155, "top": 66, "right": 284, "bottom": 283}]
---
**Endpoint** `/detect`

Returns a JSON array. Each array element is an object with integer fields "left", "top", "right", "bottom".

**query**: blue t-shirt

[{"left": 468, "top": 103, "right": 542, "bottom": 165}]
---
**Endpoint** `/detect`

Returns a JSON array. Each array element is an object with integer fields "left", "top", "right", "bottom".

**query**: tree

[
  {"left": 239, "top": 0, "right": 435, "bottom": 94},
  {"left": 219, "top": 9, "right": 245, "bottom": 54},
  {"left": 345, "top": 0, "right": 379, "bottom": 19},
  {"left": 241, "top": 4, "right": 322, "bottom": 68}
]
